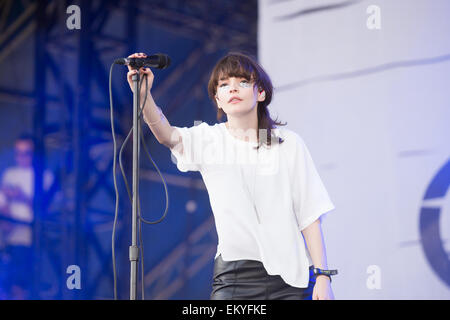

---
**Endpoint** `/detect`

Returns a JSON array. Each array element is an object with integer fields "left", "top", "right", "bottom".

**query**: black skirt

[{"left": 210, "top": 254, "right": 315, "bottom": 300}]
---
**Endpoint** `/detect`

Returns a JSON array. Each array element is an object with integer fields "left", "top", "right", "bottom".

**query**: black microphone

[{"left": 114, "top": 53, "right": 171, "bottom": 69}]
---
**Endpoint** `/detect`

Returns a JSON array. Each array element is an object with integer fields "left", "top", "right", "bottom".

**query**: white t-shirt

[{"left": 170, "top": 122, "right": 335, "bottom": 288}]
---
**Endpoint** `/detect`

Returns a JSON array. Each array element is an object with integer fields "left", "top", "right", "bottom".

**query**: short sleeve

[
  {"left": 291, "top": 133, "right": 335, "bottom": 231},
  {"left": 170, "top": 122, "right": 209, "bottom": 172}
]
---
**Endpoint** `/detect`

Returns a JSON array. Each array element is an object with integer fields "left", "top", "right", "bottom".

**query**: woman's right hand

[{"left": 126, "top": 52, "right": 155, "bottom": 97}]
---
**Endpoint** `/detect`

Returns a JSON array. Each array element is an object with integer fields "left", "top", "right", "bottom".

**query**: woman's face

[{"left": 215, "top": 76, "right": 265, "bottom": 117}]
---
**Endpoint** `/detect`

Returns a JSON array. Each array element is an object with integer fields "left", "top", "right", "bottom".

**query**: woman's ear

[
  {"left": 215, "top": 96, "right": 222, "bottom": 109},
  {"left": 258, "top": 90, "right": 266, "bottom": 101}
]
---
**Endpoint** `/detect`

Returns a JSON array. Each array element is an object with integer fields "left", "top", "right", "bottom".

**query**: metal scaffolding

[{"left": 0, "top": 0, "right": 257, "bottom": 299}]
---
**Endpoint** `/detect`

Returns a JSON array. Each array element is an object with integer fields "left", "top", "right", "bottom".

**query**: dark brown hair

[{"left": 207, "top": 52, "right": 287, "bottom": 149}]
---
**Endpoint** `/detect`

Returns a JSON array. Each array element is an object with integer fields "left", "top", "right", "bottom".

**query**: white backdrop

[{"left": 258, "top": 0, "right": 450, "bottom": 299}]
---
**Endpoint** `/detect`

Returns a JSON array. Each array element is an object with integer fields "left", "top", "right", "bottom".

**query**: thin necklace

[
  {"left": 242, "top": 148, "right": 260, "bottom": 224},
  {"left": 228, "top": 122, "right": 261, "bottom": 223},
  {"left": 252, "top": 159, "right": 260, "bottom": 224}
]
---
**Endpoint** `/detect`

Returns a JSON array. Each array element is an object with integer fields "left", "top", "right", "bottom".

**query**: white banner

[{"left": 259, "top": 0, "right": 450, "bottom": 299}]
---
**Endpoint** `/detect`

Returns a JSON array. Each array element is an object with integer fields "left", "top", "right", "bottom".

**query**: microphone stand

[{"left": 129, "top": 71, "right": 141, "bottom": 300}]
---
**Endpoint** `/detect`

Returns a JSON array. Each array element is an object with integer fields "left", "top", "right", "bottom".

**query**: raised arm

[{"left": 126, "top": 52, "right": 182, "bottom": 152}]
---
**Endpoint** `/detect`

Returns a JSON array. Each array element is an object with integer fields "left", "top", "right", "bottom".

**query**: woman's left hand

[{"left": 312, "top": 276, "right": 335, "bottom": 300}]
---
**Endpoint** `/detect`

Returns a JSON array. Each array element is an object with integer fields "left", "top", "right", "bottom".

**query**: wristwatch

[{"left": 312, "top": 268, "right": 338, "bottom": 282}]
